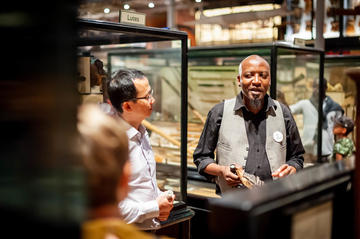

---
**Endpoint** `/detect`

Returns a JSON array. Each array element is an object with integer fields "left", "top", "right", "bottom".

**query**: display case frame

[{"left": 77, "top": 19, "right": 189, "bottom": 201}]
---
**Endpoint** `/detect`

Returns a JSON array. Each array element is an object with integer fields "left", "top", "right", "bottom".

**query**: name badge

[{"left": 273, "top": 131, "right": 283, "bottom": 143}]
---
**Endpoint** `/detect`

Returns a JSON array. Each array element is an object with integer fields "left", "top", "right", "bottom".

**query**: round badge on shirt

[{"left": 273, "top": 131, "right": 283, "bottom": 143}]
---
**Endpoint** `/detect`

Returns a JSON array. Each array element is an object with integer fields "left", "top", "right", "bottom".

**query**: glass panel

[
  {"left": 277, "top": 48, "right": 321, "bottom": 166},
  {"left": 77, "top": 36, "right": 183, "bottom": 200},
  {"left": 324, "top": 56, "right": 359, "bottom": 148}
]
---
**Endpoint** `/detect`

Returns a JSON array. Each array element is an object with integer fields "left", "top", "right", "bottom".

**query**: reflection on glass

[
  {"left": 278, "top": 49, "right": 321, "bottom": 165},
  {"left": 324, "top": 56, "right": 360, "bottom": 147}
]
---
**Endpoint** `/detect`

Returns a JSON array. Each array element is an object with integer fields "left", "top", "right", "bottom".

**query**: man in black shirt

[{"left": 193, "top": 55, "right": 304, "bottom": 194}]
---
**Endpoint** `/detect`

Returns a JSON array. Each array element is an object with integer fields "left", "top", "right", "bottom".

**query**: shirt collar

[
  {"left": 114, "top": 113, "right": 146, "bottom": 140},
  {"left": 234, "top": 92, "right": 276, "bottom": 113},
  {"left": 126, "top": 123, "right": 147, "bottom": 141}
]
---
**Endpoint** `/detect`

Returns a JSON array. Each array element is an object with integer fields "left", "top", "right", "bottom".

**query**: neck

[
  {"left": 88, "top": 204, "right": 122, "bottom": 220},
  {"left": 120, "top": 113, "right": 142, "bottom": 130}
]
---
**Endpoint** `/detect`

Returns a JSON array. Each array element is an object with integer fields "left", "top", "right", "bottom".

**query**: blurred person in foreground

[
  {"left": 193, "top": 55, "right": 304, "bottom": 194},
  {"left": 107, "top": 69, "right": 174, "bottom": 230},
  {"left": 78, "top": 104, "right": 158, "bottom": 239}
]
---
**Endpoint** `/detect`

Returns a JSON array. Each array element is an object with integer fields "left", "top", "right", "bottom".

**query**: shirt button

[
  {"left": 257, "top": 165, "right": 261, "bottom": 169},
  {"left": 257, "top": 149, "right": 259, "bottom": 152}
]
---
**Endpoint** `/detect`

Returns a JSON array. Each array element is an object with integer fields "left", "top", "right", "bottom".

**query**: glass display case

[
  {"left": 324, "top": 54, "right": 360, "bottom": 144},
  {"left": 77, "top": 19, "right": 188, "bottom": 201}
]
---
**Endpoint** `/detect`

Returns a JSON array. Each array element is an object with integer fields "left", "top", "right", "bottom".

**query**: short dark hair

[
  {"left": 107, "top": 69, "right": 146, "bottom": 113},
  {"left": 335, "top": 115, "right": 354, "bottom": 136}
]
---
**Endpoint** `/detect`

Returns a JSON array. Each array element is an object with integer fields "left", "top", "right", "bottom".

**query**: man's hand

[
  {"left": 272, "top": 164, "right": 296, "bottom": 178},
  {"left": 156, "top": 192, "right": 175, "bottom": 221},
  {"left": 221, "top": 165, "right": 242, "bottom": 186}
]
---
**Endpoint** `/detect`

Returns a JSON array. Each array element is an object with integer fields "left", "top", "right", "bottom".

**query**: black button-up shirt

[{"left": 193, "top": 93, "right": 304, "bottom": 183}]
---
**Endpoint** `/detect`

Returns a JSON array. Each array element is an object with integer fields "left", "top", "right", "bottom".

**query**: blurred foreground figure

[{"left": 78, "top": 104, "right": 156, "bottom": 239}]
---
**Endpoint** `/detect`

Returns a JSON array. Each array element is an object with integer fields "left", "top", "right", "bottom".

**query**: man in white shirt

[
  {"left": 290, "top": 99, "right": 318, "bottom": 156},
  {"left": 107, "top": 69, "right": 174, "bottom": 229}
]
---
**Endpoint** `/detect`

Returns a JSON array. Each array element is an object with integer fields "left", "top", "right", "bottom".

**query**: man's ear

[
  {"left": 237, "top": 75, "right": 241, "bottom": 87},
  {"left": 121, "top": 101, "right": 132, "bottom": 113},
  {"left": 117, "top": 161, "right": 131, "bottom": 202}
]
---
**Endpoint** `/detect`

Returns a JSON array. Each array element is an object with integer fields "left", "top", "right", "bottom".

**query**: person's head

[
  {"left": 77, "top": 104, "right": 130, "bottom": 210},
  {"left": 276, "top": 89, "right": 288, "bottom": 106},
  {"left": 237, "top": 55, "right": 270, "bottom": 112},
  {"left": 312, "top": 78, "right": 328, "bottom": 100},
  {"left": 107, "top": 69, "right": 155, "bottom": 123},
  {"left": 333, "top": 115, "right": 354, "bottom": 137}
]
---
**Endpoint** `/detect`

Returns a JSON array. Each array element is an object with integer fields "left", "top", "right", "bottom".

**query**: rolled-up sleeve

[
  {"left": 282, "top": 104, "right": 305, "bottom": 171},
  {"left": 193, "top": 102, "right": 224, "bottom": 178},
  {"left": 118, "top": 198, "right": 159, "bottom": 224}
]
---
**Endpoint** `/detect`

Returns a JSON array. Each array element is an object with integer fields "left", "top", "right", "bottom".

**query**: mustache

[{"left": 249, "top": 88, "right": 264, "bottom": 92}]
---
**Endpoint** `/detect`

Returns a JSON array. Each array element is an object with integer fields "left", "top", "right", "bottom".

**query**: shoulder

[
  {"left": 275, "top": 100, "right": 292, "bottom": 117},
  {"left": 82, "top": 219, "right": 155, "bottom": 239},
  {"left": 342, "top": 137, "right": 354, "bottom": 145},
  {"left": 208, "top": 101, "right": 224, "bottom": 117}
]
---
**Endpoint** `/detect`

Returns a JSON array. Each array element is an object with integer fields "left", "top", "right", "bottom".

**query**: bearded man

[{"left": 193, "top": 55, "right": 305, "bottom": 194}]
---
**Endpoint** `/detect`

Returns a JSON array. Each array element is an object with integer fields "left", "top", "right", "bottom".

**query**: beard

[{"left": 249, "top": 98, "right": 263, "bottom": 110}]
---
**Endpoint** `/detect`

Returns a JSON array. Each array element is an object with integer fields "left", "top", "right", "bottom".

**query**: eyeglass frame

[{"left": 131, "top": 89, "right": 154, "bottom": 102}]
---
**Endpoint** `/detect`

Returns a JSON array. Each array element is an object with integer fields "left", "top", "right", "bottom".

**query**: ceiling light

[
  {"left": 148, "top": 2, "right": 155, "bottom": 8},
  {"left": 124, "top": 4, "right": 130, "bottom": 10},
  {"left": 104, "top": 8, "right": 110, "bottom": 14},
  {"left": 195, "top": 0, "right": 201, "bottom": 2}
]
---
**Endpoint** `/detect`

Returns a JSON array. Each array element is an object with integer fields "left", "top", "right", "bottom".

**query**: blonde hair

[{"left": 77, "top": 104, "right": 128, "bottom": 208}]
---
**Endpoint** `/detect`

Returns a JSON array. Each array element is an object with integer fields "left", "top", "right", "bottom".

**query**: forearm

[
  {"left": 204, "top": 163, "right": 225, "bottom": 177},
  {"left": 119, "top": 199, "right": 159, "bottom": 224}
]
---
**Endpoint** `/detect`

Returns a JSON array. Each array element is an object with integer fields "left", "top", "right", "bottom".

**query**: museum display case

[{"left": 76, "top": 19, "right": 189, "bottom": 201}]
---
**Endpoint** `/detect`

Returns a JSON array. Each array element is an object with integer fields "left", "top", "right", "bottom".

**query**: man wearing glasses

[{"left": 107, "top": 69, "right": 175, "bottom": 230}]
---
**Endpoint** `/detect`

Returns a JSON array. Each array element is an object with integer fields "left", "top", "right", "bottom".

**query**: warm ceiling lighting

[
  {"left": 124, "top": 4, "right": 130, "bottom": 10},
  {"left": 195, "top": 0, "right": 201, "bottom": 2},
  {"left": 104, "top": 8, "right": 110, "bottom": 14},
  {"left": 148, "top": 2, "right": 155, "bottom": 8}
]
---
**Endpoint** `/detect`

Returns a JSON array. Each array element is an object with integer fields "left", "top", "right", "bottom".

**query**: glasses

[{"left": 133, "top": 89, "right": 153, "bottom": 102}]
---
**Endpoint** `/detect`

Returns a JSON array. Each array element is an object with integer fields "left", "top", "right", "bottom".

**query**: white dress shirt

[
  {"left": 118, "top": 123, "right": 162, "bottom": 230},
  {"left": 290, "top": 99, "right": 318, "bottom": 155}
]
